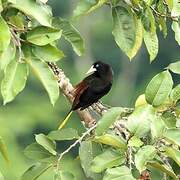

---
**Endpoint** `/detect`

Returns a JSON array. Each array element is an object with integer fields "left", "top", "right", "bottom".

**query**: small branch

[{"left": 56, "top": 123, "right": 97, "bottom": 171}]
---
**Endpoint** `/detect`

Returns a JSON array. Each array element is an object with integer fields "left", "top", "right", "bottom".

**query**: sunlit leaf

[
  {"left": 24, "top": 53, "right": 59, "bottom": 105},
  {"left": 26, "top": 26, "right": 62, "bottom": 46},
  {"left": 135, "top": 94, "right": 147, "bottom": 107},
  {"left": 168, "top": 61, "right": 180, "bottom": 74},
  {"left": 21, "top": 163, "right": 51, "bottom": 180},
  {"left": 0, "top": 0, "right": 3, "bottom": 12},
  {"left": 91, "top": 149, "right": 125, "bottom": 173},
  {"left": 172, "top": 21, "right": 180, "bottom": 46},
  {"left": 35, "top": 134, "right": 57, "bottom": 155},
  {"left": 0, "top": 16, "right": 11, "bottom": 55},
  {"left": 112, "top": 6, "right": 142, "bottom": 59},
  {"left": 135, "top": 145, "right": 156, "bottom": 173},
  {"left": 0, "top": 136, "right": 9, "bottom": 163},
  {"left": 32, "top": 44, "right": 64, "bottom": 62},
  {"left": 127, "top": 105, "right": 155, "bottom": 137},
  {"left": 147, "top": 161, "right": 178, "bottom": 179},
  {"left": 94, "top": 133, "right": 127, "bottom": 149},
  {"left": 103, "top": 166, "right": 136, "bottom": 180},
  {"left": 145, "top": 71, "right": 173, "bottom": 107},
  {"left": 0, "top": 41, "right": 16, "bottom": 70},
  {"left": 128, "top": 136, "right": 143, "bottom": 147},
  {"left": 164, "top": 147, "right": 180, "bottom": 166},
  {"left": 79, "top": 141, "right": 101, "bottom": 179},
  {"left": 1, "top": 59, "right": 28, "bottom": 105},
  {"left": 11, "top": 0, "right": 52, "bottom": 26},
  {"left": 163, "top": 128, "right": 180, "bottom": 146},
  {"left": 52, "top": 18, "right": 84, "bottom": 56},
  {"left": 73, "top": 0, "right": 107, "bottom": 17},
  {"left": 95, "top": 107, "right": 124, "bottom": 135},
  {"left": 0, "top": 171, "right": 4, "bottom": 180},
  {"left": 8, "top": 15, "right": 25, "bottom": 30},
  {"left": 48, "top": 128, "right": 79, "bottom": 141},
  {"left": 171, "top": 0, "right": 180, "bottom": 16},
  {"left": 170, "top": 84, "right": 180, "bottom": 103}
]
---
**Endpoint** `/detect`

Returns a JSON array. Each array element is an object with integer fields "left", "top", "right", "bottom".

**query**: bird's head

[{"left": 86, "top": 61, "right": 113, "bottom": 81}]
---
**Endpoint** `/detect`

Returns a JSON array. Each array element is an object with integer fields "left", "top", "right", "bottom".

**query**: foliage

[{"left": 0, "top": 0, "right": 179, "bottom": 179}]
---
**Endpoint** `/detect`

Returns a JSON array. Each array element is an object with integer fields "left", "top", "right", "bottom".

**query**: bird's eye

[{"left": 95, "top": 64, "right": 99, "bottom": 68}]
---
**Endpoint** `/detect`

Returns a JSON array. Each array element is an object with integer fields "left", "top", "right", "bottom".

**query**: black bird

[{"left": 59, "top": 61, "right": 113, "bottom": 129}]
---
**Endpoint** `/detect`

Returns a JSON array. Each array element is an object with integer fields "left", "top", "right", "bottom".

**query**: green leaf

[
  {"left": 11, "top": 0, "right": 52, "bottom": 26},
  {"left": 147, "top": 161, "right": 178, "bottom": 179},
  {"left": 79, "top": 141, "right": 101, "bottom": 179},
  {"left": 163, "top": 128, "right": 180, "bottom": 146},
  {"left": 8, "top": 15, "right": 25, "bottom": 30},
  {"left": 25, "top": 56, "right": 59, "bottom": 105},
  {"left": 35, "top": 134, "right": 57, "bottom": 155},
  {"left": 171, "top": 0, "right": 180, "bottom": 16},
  {"left": 103, "top": 166, "right": 136, "bottom": 180},
  {"left": 170, "top": 84, "right": 180, "bottom": 102},
  {"left": 0, "top": 136, "right": 9, "bottom": 163},
  {"left": 135, "top": 145, "right": 156, "bottom": 173},
  {"left": 21, "top": 163, "right": 51, "bottom": 180},
  {"left": 95, "top": 107, "right": 124, "bottom": 135},
  {"left": 0, "top": 41, "right": 16, "bottom": 70},
  {"left": 164, "top": 147, "right": 180, "bottom": 166},
  {"left": 128, "top": 136, "right": 143, "bottom": 147},
  {"left": 91, "top": 149, "right": 125, "bottom": 173},
  {"left": 145, "top": 71, "right": 173, "bottom": 107},
  {"left": 0, "top": 0, "right": 3, "bottom": 13},
  {"left": 73, "top": 0, "right": 107, "bottom": 17},
  {"left": 127, "top": 105, "right": 155, "bottom": 137},
  {"left": 112, "top": 6, "right": 142, "bottom": 59},
  {"left": 0, "top": 171, "right": 4, "bottom": 180},
  {"left": 54, "top": 171, "right": 75, "bottom": 180},
  {"left": 24, "top": 143, "right": 54, "bottom": 161},
  {"left": 1, "top": 60, "right": 28, "bottom": 105},
  {"left": 32, "top": 44, "right": 64, "bottom": 62},
  {"left": 151, "top": 116, "right": 166, "bottom": 139},
  {"left": 52, "top": 18, "right": 84, "bottom": 56},
  {"left": 94, "top": 133, "right": 127, "bottom": 149},
  {"left": 162, "top": 111, "right": 177, "bottom": 128},
  {"left": 172, "top": 21, "right": 180, "bottom": 46},
  {"left": 48, "top": 128, "right": 79, "bottom": 141},
  {"left": 168, "top": 61, "right": 180, "bottom": 74},
  {"left": 0, "top": 16, "right": 11, "bottom": 55},
  {"left": 26, "top": 26, "right": 62, "bottom": 46}
]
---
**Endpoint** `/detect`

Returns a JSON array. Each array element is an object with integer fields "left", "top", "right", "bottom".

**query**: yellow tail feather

[{"left": 58, "top": 111, "right": 73, "bottom": 129}]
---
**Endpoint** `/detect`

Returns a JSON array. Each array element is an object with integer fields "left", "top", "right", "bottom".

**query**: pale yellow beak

[{"left": 86, "top": 66, "right": 96, "bottom": 75}]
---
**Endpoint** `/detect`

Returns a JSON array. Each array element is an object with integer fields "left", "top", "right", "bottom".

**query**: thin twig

[{"left": 56, "top": 123, "right": 97, "bottom": 171}]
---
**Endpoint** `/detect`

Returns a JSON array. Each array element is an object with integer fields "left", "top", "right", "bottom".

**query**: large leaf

[
  {"left": 95, "top": 107, "right": 124, "bottom": 135},
  {"left": 0, "top": 171, "right": 4, "bottom": 180},
  {"left": 135, "top": 145, "right": 156, "bottom": 172},
  {"left": 32, "top": 44, "right": 64, "bottom": 62},
  {"left": 162, "top": 111, "right": 177, "bottom": 128},
  {"left": 0, "top": 136, "right": 9, "bottom": 163},
  {"left": 11, "top": 0, "right": 52, "bottom": 26},
  {"left": 0, "top": 16, "right": 11, "bottom": 54},
  {"left": 143, "top": 7, "right": 158, "bottom": 62},
  {"left": 164, "top": 147, "right": 180, "bottom": 166},
  {"left": 127, "top": 105, "right": 155, "bottom": 137},
  {"left": 0, "top": 41, "right": 16, "bottom": 70},
  {"left": 48, "top": 128, "right": 79, "bottom": 141},
  {"left": 147, "top": 161, "right": 178, "bottom": 179},
  {"left": 145, "top": 71, "right": 173, "bottom": 107},
  {"left": 91, "top": 149, "right": 125, "bottom": 173},
  {"left": 35, "top": 134, "right": 57, "bottom": 155},
  {"left": 163, "top": 128, "right": 180, "bottom": 146},
  {"left": 52, "top": 18, "right": 84, "bottom": 56},
  {"left": 54, "top": 171, "right": 75, "bottom": 180},
  {"left": 26, "top": 26, "right": 62, "bottom": 46},
  {"left": 170, "top": 84, "right": 180, "bottom": 102},
  {"left": 79, "top": 141, "right": 101, "bottom": 179},
  {"left": 171, "top": 0, "right": 180, "bottom": 16},
  {"left": 103, "top": 166, "right": 136, "bottom": 180},
  {"left": 112, "top": 6, "right": 143, "bottom": 59},
  {"left": 168, "top": 61, "right": 180, "bottom": 74},
  {"left": 172, "top": 21, "right": 180, "bottom": 45},
  {"left": 128, "top": 136, "right": 143, "bottom": 147},
  {"left": 24, "top": 143, "right": 54, "bottom": 161},
  {"left": 25, "top": 56, "right": 59, "bottom": 105},
  {"left": 73, "top": 0, "right": 107, "bottom": 17},
  {"left": 21, "top": 163, "right": 51, "bottom": 180},
  {"left": 1, "top": 60, "right": 28, "bottom": 105},
  {"left": 94, "top": 133, "right": 127, "bottom": 149}
]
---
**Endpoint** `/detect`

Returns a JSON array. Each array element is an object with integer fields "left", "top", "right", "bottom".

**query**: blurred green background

[{"left": 0, "top": 0, "right": 179, "bottom": 179}]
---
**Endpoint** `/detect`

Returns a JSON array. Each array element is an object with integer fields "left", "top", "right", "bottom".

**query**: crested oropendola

[{"left": 59, "top": 61, "right": 113, "bottom": 129}]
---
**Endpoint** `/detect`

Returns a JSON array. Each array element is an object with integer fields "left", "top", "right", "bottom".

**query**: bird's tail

[{"left": 58, "top": 110, "right": 73, "bottom": 129}]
